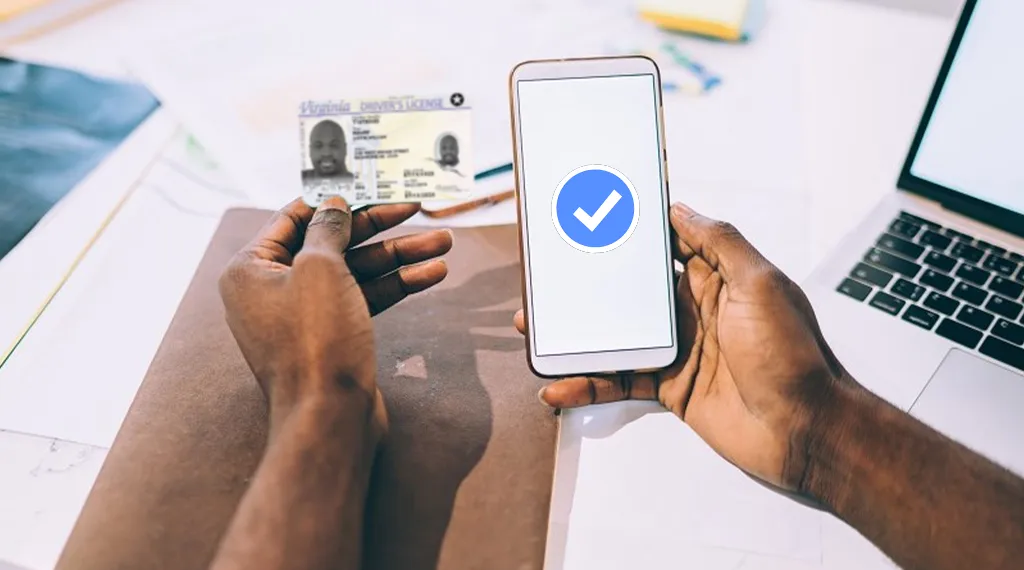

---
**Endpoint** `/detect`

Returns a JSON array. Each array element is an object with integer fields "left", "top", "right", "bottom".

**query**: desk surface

[{"left": 0, "top": 1, "right": 957, "bottom": 568}]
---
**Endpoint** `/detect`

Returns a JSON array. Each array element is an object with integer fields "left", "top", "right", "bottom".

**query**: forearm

[
  {"left": 210, "top": 387, "right": 378, "bottom": 570},
  {"left": 803, "top": 380, "right": 1024, "bottom": 570}
]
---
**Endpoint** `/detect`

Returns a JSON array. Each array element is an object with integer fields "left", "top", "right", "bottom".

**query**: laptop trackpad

[{"left": 910, "top": 349, "right": 1024, "bottom": 477}]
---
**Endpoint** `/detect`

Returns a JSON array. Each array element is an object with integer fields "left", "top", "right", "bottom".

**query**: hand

[
  {"left": 516, "top": 203, "right": 853, "bottom": 490},
  {"left": 220, "top": 197, "right": 453, "bottom": 439}
]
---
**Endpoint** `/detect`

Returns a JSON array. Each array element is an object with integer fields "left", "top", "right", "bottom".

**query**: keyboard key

[
  {"left": 923, "top": 251, "right": 957, "bottom": 273},
  {"left": 891, "top": 278, "right": 925, "bottom": 301},
  {"left": 920, "top": 269, "right": 954, "bottom": 292},
  {"left": 888, "top": 219, "right": 921, "bottom": 239},
  {"left": 985, "top": 296, "right": 1023, "bottom": 320},
  {"left": 869, "top": 291, "right": 905, "bottom": 316},
  {"left": 951, "top": 281, "right": 987, "bottom": 305},
  {"left": 876, "top": 234, "right": 925, "bottom": 260},
  {"left": 898, "top": 212, "right": 940, "bottom": 228},
  {"left": 919, "top": 230, "right": 952, "bottom": 250},
  {"left": 865, "top": 249, "right": 922, "bottom": 278},
  {"left": 993, "top": 319, "right": 1024, "bottom": 345},
  {"left": 942, "top": 228, "right": 974, "bottom": 242},
  {"left": 936, "top": 318, "right": 984, "bottom": 348},
  {"left": 902, "top": 305, "right": 940, "bottom": 331},
  {"left": 1009, "top": 252, "right": 1024, "bottom": 263},
  {"left": 1017, "top": 266, "right": 1024, "bottom": 285},
  {"left": 837, "top": 278, "right": 872, "bottom": 302},
  {"left": 851, "top": 263, "right": 893, "bottom": 287},
  {"left": 950, "top": 241, "right": 985, "bottom": 263},
  {"left": 954, "top": 264, "right": 991, "bottom": 286},
  {"left": 990, "top": 276, "right": 1024, "bottom": 300},
  {"left": 956, "top": 306, "right": 995, "bottom": 330},
  {"left": 975, "top": 240, "right": 1006, "bottom": 255},
  {"left": 979, "top": 337, "right": 1024, "bottom": 372},
  {"left": 981, "top": 254, "right": 1019, "bottom": 277},
  {"left": 924, "top": 291, "right": 960, "bottom": 316}
]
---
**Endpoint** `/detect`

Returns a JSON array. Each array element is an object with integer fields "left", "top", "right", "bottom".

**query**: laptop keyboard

[{"left": 837, "top": 212, "right": 1024, "bottom": 373}]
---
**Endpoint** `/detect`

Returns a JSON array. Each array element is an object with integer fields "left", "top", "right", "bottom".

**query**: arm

[
  {"left": 210, "top": 392, "right": 378, "bottom": 570},
  {"left": 211, "top": 197, "right": 452, "bottom": 570},
  {"left": 804, "top": 380, "right": 1024, "bottom": 570},
  {"left": 523, "top": 202, "right": 1024, "bottom": 570}
]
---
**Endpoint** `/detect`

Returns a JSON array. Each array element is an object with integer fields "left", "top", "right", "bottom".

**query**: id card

[{"left": 298, "top": 93, "right": 473, "bottom": 206}]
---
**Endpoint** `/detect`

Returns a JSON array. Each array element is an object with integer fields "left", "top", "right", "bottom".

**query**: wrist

[
  {"left": 795, "top": 375, "right": 878, "bottom": 511},
  {"left": 267, "top": 371, "right": 381, "bottom": 447}
]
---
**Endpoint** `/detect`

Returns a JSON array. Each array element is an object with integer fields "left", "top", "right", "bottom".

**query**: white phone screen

[{"left": 517, "top": 73, "right": 674, "bottom": 357}]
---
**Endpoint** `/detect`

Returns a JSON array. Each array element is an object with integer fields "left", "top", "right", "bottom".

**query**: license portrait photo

[
  {"left": 301, "top": 117, "right": 355, "bottom": 186},
  {"left": 430, "top": 132, "right": 465, "bottom": 177}
]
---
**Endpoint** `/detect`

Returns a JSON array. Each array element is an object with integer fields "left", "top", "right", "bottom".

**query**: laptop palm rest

[{"left": 910, "top": 349, "right": 1024, "bottom": 476}]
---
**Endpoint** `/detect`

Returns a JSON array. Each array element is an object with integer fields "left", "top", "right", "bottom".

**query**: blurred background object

[
  {"left": 0, "top": 0, "right": 122, "bottom": 47},
  {"left": 0, "top": 57, "right": 157, "bottom": 260},
  {"left": 832, "top": 0, "right": 964, "bottom": 17}
]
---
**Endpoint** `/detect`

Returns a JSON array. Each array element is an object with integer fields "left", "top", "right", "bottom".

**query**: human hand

[
  {"left": 220, "top": 197, "right": 453, "bottom": 439},
  {"left": 516, "top": 203, "right": 853, "bottom": 490}
]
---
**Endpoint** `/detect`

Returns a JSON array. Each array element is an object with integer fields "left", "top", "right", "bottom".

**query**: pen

[
  {"left": 475, "top": 163, "right": 513, "bottom": 180},
  {"left": 420, "top": 189, "right": 516, "bottom": 219}
]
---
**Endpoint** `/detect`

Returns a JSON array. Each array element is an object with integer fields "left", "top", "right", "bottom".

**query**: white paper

[
  {"left": 0, "top": 111, "right": 175, "bottom": 369},
  {"left": 659, "top": 0, "right": 803, "bottom": 191},
  {"left": 0, "top": 432, "right": 108, "bottom": 570},
  {"left": 0, "top": 116, "right": 248, "bottom": 447},
  {"left": 124, "top": 0, "right": 616, "bottom": 211},
  {"left": 550, "top": 403, "right": 823, "bottom": 567}
]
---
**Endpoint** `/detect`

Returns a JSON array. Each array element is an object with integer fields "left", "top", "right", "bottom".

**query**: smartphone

[{"left": 509, "top": 56, "right": 678, "bottom": 378}]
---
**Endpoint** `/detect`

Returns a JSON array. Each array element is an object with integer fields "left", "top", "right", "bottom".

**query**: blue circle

[{"left": 554, "top": 167, "right": 638, "bottom": 250}]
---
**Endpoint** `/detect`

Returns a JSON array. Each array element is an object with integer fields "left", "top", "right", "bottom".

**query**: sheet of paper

[
  {"left": 0, "top": 432, "right": 107, "bottom": 570},
  {"left": 653, "top": 0, "right": 803, "bottom": 191},
  {"left": 549, "top": 403, "right": 823, "bottom": 567},
  {"left": 0, "top": 113, "right": 249, "bottom": 447},
  {"left": 673, "top": 181, "right": 814, "bottom": 281},
  {"left": 0, "top": 99, "right": 166, "bottom": 369},
  {"left": 123, "top": 0, "right": 634, "bottom": 210}
]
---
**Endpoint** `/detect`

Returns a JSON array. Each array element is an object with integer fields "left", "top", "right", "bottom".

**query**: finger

[
  {"left": 513, "top": 310, "right": 525, "bottom": 335},
  {"left": 304, "top": 197, "right": 353, "bottom": 255},
  {"left": 346, "top": 229, "right": 453, "bottom": 282},
  {"left": 538, "top": 374, "right": 659, "bottom": 408},
  {"left": 669, "top": 202, "right": 766, "bottom": 283},
  {"left": 350, "top": 203, "right": 423, "bottom": 247},
  {"left": 245, "top": 198, "right": 316, "bottom": 264},
  {"left": 362, "top": 259, "right": 448, "bottom": 315}
]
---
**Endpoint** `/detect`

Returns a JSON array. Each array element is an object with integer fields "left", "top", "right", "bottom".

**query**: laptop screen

[{"left": 907, "top": 0, "right": 1024, "bottom": 217}]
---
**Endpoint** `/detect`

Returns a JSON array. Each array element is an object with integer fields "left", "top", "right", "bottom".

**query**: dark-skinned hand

[
  {"left": 219, "top": 197, "right": 453, "bottom": 441},
  {"left": 516, "top": 203, "right": 853, "bottom": 490}
]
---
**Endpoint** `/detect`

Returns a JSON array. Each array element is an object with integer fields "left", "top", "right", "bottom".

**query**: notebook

[{"left": 55, "top": 211, "right": 558, "bottom": 570}]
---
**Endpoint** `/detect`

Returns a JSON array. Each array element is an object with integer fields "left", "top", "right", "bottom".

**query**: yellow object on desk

[
  {"left": 0, "top": 0, "right": 51, "bottom": 20},
  {"left": 638, "top": 0, "right": 763, "bottom": 42},
  {"left": 0, "top": 0, "right": 123, "bottom": 47}
]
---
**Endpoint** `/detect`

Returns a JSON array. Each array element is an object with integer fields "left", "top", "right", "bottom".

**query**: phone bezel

[{"left": 508, "top": 56, "right": 678, "bottom": 378}]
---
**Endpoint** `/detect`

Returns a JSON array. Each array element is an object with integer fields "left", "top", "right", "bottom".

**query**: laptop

[{"left": 805, "top": 0, "right": 1024, "bottom": 475}]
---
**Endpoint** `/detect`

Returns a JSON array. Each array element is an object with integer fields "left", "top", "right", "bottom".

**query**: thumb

[
  {"left": 304, "top": 197, "right": 353, "bottom": 254},
  {"left": 669, "top": 203, "right": 766, "bottom": 283}
]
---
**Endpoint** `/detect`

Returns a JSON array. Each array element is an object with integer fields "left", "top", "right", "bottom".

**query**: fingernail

[
  {"left": 319, "top": 196, "right": 351, "bottom": 213},
  {"left": 444, "top": 228, "right": 455, "bottom": 241},
  {"left": 537, "top": 386, "right": 548, "bottom": 405},
  {"left": 671, "top": 203, "right": 685, "bottom": 217}
]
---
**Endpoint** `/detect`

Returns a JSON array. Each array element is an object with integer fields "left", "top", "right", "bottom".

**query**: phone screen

[{"left": 516, "top": 73, "right": 675, "bottom": 357}]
